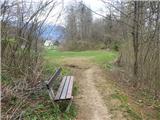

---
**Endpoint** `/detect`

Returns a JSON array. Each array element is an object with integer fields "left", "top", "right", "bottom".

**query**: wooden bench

[{"left": 45, "top": 68, "right": 74, "bottom": 111}]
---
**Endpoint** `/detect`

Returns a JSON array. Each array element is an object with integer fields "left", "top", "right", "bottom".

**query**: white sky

[
  {"left": 34, "top": 0, "right": 106, "bottom": 25},
  {"left": 1, "top": 0, "right": 107, "bottom": 25}
]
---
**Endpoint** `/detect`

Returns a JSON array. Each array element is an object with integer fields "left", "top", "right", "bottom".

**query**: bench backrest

[
  {"left": 45, "top": 67, "right": 62, "bottom": 100},
  {"left": 46, "top": 67, "right": 62, "bottom": 89}
]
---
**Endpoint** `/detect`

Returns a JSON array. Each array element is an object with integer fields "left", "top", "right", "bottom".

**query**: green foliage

[
  {"left": 137, "top": 89, "right": 160, "bottom": 106},
  {"left": 2, "top": 38, "right": 17, "bottom": 45},
  {"left": 135, "top": 89, "right": 160, "bottom": 119},
  {"left": 24, "top": 103, "right": 61, "bottom": 120},
  {"left": 104, "top": 63, "right": 113, "bottom": 69},
  {"left": 111, "top": 41, "right": 120, "bottom": 51},
  {"left": 120, "top": 104, "right": 142, "bottom": 120},
  {"left": 1, "top": 73, "right": 13, "bottom": 85},
  {"left": 42, "top": 61, "right": 71, "bottom": 83},
  {"left": 111, "top": 92, "right": 128, "bottom": 104},
  {"left": 9, "top": 96, "right": 18, "bottom": 106},
  {"left": 24, "top": 92, "right": 77, "bottom": 120},
  {"left": 73, "top": 82, "right": 79, "bottom": 96},
  {"left": 42, "top": 62, "right": 59, "bottom": 77}
]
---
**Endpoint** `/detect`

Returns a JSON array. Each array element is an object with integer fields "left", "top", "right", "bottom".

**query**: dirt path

[
  {"left": 62, "top": 57, "right": 111, "bottom": 120},
  {"left": 78, "top": 66, "right": 113, "bottom": 120},
  {"left": 62, "top": 57, "right": 128, "bottom": 120}
]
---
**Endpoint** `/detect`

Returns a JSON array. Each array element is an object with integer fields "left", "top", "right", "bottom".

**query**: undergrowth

[
  {"left": 23, "top": 91, "right": 77, "bottom": 120},
  {"left": 1, "top": 57, "right": 77, "bottom": 120},
  {"left": 111, "top": 91, "right": 142, "bottom": 120}
]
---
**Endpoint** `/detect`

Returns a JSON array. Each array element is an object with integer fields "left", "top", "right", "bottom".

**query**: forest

[{"left": 1, "top": 0, "right": 160, "bottom": 120}]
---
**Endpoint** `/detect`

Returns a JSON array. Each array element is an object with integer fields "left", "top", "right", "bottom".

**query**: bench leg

[{"left": 65, "top": 97, "right": 73, "bottom": 112}]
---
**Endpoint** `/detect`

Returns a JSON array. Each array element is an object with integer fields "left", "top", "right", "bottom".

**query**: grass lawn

[{"left": 43, "top": 49, "right": 118, "bottom": 68}]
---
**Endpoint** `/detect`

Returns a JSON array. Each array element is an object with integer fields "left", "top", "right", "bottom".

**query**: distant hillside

[{"left": 41, "top": 24, "right": 65, "bottom": 41}]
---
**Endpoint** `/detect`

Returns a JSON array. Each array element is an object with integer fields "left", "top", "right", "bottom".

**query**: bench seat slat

[
  {"left": 60, "top": 76, "right": 71, "bottom": 100},
  {"left": 54, "top": 76, "right": 67, "bottom": 101},
  {"left": 66, "top": 76, "right": 74, "bottom": 99}
]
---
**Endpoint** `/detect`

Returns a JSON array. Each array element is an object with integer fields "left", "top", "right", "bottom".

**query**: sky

[
  {"left": 34, "top": 0, "right": 106, "bottom": 25},
  {"left": 1, "top": 0, "right": 107, "bottom": 25}
]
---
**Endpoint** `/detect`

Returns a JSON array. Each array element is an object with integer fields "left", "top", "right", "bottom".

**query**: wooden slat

[
  {"left": 54, "top": 76, "right": 67, "bottom": 100},
  {"left": 60, "top": 76, "right": 70, "bottom": 100},
  {"left": 66, "top": 76, "right": 74, "bottom": 99}
]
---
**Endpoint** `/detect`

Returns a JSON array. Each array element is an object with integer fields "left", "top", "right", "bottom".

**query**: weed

[
  {"left": 1, "top": 73, "right": 13, "bottom": 85},
  {"left": 111, "top": 92, "right": 142, "bottom": 120},
  {"left": 24, "top": 99, "right": 77, "bottom": 120},
  {"left": 73, "top": 82, "right": 79, "bottom": 96}
]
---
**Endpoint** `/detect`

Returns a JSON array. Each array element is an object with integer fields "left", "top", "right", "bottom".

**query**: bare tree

[{"left": 1, "top": 0, "right": 59, "bottom": 119}]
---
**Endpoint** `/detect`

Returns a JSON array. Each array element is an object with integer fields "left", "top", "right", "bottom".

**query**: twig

[
  {"left": 19, "top": 111, "right": 25, "bottom": 120},
  {"left": 9, "top": 95, "right": 29, "bottom": 120}
]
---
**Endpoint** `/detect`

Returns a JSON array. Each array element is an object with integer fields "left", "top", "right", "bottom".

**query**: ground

[
  {"left": 43, "top": 49, "right": 159, "bottom": 120},
  {"left": 1, "top": 49, "right": 159, "bottom": 119}
]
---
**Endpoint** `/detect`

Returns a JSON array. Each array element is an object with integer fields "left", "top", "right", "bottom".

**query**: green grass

[
  {"left": 24, "top": 92, "right": 77, "bottom": 120},
  {"left": 44, "top": 48, "right": 118, "bottom": 68},
  {"left": 23, "top": 88, "right": 77, "bottom": 120},
  {"left": 111, "top": 91, "right": 142, "bottom": 120}
]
